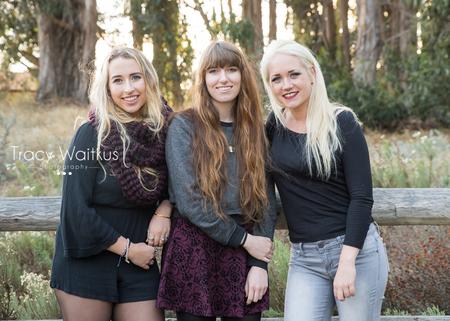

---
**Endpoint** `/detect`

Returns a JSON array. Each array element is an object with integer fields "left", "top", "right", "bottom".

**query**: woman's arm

[
  {"left": 334, "top": 111, "right": 374, "bottom": 300},
  {"left": 60, "top": 123, "right": 121, "bottom": 258},
  {"left": 60, "top": 123, "right": 156, "bottom": 268}
]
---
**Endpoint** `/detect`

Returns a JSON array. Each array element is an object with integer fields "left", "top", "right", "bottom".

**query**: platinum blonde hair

[
  {"left": 89, "top": 47, "right": 164, "bottom": 183},
  {"left": 260, "top": 40, "right": 356, "bottom": 179}
]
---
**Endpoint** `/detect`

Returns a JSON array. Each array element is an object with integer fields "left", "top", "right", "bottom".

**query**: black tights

[{"left": 176, "top": 311, "right": 261, "bottom": 321}]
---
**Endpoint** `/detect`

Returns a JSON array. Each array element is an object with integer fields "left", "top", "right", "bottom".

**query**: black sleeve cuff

[
  {"left": 247, "top": 255, "right": 268, "bottom": 270},
  {"left": 64, "top": 231, "right": 121, "bottom": 258},
  {"left": 227, "top": 225, "right": 247, "bottom": 248},
  {"left": 343, "top": 238, "right": 364, "bottom": 249}
]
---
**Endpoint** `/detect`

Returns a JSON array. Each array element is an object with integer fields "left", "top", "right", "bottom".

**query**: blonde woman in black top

[
  {"left": 51, "top": 47, "right": 172, "bottom": 321},
  {"left": 261, "top": 40, "right": 389, "bottom": 321}
]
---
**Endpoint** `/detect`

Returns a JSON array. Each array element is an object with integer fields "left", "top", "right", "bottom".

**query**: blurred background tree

[
  {"left": 0, "top": 0, "right": 96, "bottom": 103},
  {"left": 0, "top": 0, "right": 448, "bottom": 127}
]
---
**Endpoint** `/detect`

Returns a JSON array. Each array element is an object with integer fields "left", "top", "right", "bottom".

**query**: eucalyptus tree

[
  {"left": 127, "top": 0, "right": 193, "bottom": 108},
  {"left": 0, "top": 0, "right": 97, "bottom": 103}
]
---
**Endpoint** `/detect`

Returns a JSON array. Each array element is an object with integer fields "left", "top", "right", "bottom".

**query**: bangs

[{"left": 202, "top": 42, "right": 242, "bottom": 70}]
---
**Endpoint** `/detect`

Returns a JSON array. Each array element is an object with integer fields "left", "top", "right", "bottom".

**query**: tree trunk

[
  {"left": 339, "top": 0, "right": 351, "bottom": 71},
  {"left": 242, "top": 0, "right": 263, "bottom": 60},
  {"left": 398, "top": 1, "right": 416, "bottom": 59},
  {"left": 130, "top": 0, "right": 144, "bottom": 50},
  {"left": 150, "top": 0, "right": 184, "bottom": 108},
  {"left": 353, "top": 0, "right": 383, "bottom": 86},
  {"left": 37, "top": 0, "right": 97, "bottom": 103},
  {"left": 269, "top": 0, "right": 277, "bottom": 41},
  {"left": 322, "top": 0, "right": 337, "bottom": 60}
]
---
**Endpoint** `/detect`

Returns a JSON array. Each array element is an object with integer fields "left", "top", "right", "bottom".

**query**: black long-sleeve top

[
  {"left": 58, "top": 122, "right": 156, "bottom": 258},
  {"left": 266, "top": 111, "right": 374, "bottom": 249}
]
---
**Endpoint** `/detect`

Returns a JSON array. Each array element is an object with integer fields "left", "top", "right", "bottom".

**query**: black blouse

[
  {"left": 59, "top": 122, "right": 153, "bottom": 258},
  {"left": 266, "top": 111, "right": 374, "bottom": 249}
]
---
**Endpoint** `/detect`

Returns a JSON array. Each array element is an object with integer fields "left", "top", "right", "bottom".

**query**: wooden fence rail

[
  {"left": 0, "top": 188, "right": 449, "bottom": 231},
  {"left": 1, "top": 188, "right": 449, "bottom": 320}
]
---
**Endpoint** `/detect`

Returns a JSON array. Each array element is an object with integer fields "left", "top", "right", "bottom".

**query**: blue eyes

[
  {"left": 112, "top": 74, "right": 142, "bottom": 84},
  {"left": 271, "top": 72, "right": 301, "bottom": 83},
  {"left": 271, "top": 76, "right": 281, "bottom": 83}
]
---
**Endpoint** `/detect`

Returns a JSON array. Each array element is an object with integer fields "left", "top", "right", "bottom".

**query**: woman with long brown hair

[{"left": 156, "top": 41, "right": 277, "bottom": 321}]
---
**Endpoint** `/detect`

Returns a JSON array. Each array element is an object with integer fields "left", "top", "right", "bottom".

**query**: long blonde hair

[
  {"left": 260, "top": 40, "right": 356, "bottom": 179},
  {"left": 188, "top": 41, "right": 269, "bottom": 222},
  {"left": 89, "top": 47, "right": 165, "bottom": 182}
]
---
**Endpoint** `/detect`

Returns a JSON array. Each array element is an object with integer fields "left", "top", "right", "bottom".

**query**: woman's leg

[
  {"left": 113, "top": 300, "right": 163, "bottom": 321},
  {"left": 176, "top": 311, "right": 215, "bottom": 321},
  {"left": 55, "top": 289, "right": 112, "bottom": 321},
  {"left": 284, "top": 243, "right": 334, "bottom": 321},
  {"left": 335, "top": 228, "right": 389, "bottom": 321}
]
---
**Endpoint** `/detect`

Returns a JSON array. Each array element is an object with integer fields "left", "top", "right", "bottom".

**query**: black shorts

[{"left": 51, "top": 226, "right": 159, "bottom": 303}]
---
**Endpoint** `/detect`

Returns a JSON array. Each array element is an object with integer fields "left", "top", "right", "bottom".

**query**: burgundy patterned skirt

[{"left": 156, "top": 216, "right": 269, "bottom": 317}]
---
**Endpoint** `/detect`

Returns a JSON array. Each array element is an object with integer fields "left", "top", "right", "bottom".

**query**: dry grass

[
  {"left": 0, "top": 93, "right": 88, "bottom": 196},
  {"left": 0, "top": 92, "right": 87, "bottom": 151},
  {"left": 0, "top": 93, "right": 449, "bottom": 196}
]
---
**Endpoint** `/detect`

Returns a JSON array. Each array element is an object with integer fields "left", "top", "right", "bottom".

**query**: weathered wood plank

[{"left": 0, "top": 188, "right": 449, "bottom": 231}]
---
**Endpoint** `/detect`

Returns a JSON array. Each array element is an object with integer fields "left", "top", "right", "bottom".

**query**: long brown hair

[{"left": 187, "top": 41, "right": 268, "bottom": 223}]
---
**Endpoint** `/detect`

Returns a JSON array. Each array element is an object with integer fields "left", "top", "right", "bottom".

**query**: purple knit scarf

[{"left": 89, "top": 100, "right": 172, "bottom": 205}]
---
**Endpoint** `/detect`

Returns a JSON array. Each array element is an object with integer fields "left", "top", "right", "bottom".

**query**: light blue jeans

[{"left": 284, "top": 223, "right": 389, "bottom": 321}]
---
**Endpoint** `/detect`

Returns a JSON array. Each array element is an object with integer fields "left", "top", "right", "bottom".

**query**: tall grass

[
  {"left": 266, "top": 236, "right": 290, "bottom": 316},
  {"left": 369, "top": 130, "right": 449, "bottom": 188}
]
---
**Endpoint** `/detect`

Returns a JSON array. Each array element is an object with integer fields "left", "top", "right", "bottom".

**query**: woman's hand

[
  {"left": 243, "top": 234, "right": 273, "bottom": 262},
  {"left": 128, "top": 242, "right": 157, "bottom": 270},
  {"left": 333, "top": 245, "right": 359, "bottom": 301},
  {"left": 147, "top": 216, "right": 171, "bottom": 247},
  {"left": 245, "top": 266, "right": 268, "bottom": 305},
  {"left": 147, "top": 200, "right": 172, "bottom": 247}
]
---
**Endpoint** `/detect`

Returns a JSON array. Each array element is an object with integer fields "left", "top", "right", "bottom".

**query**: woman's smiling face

[{"left": 268, "top": 53, "right": 314, "bottom": 112}]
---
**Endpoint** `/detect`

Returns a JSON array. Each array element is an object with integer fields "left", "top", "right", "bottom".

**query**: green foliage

[
  {"left": 0, "top": 232, "right": 60, "bottom": 319},
  {"left": 0, "top": 0, "right": 39, "bottom": 74},
  {"left": 402, "top": 0, "right": 450, "bottom": 126},
  {"left": 287, "top": 0, "right": 449, "bottom": 129},
  {"left": 327, "top": 70, "right": 407, "bottom": 129},
  {"left": 384, "top": 308, "right": 409, "bottom": 315},
  {"left": 284, "top": 0, "right": 322, "bottom": 51},
  {"left": 128, "top": 0, "right": 194, "bottom": 108},
  {"left": 210, "top": 13, "right": 255, "bottom": 54},
  {"left": 421, "top": 305, "right": 446, "bottom": 316},
  {"left": 268, "top": 236, "right": 290, "bottom": 315}
]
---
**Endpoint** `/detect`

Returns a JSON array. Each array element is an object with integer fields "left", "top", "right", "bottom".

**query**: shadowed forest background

[{"left": 0, "top": 0, "right": 448, "bottom": 319}]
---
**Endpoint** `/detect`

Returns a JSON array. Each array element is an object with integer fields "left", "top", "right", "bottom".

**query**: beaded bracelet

[
  {"left": 124, "top": 238, "right": 131, "bottom": 263},
  {"left": 155, "top": 212, "right": 171, "bottom": 219},
  {"left": 117, "top": 238, "right": 130, "bottom": 267}
]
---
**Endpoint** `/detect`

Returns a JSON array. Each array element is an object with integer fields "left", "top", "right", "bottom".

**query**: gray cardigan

[{"left": 166, "top": 114, "right": 277, "bottom": 269}]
